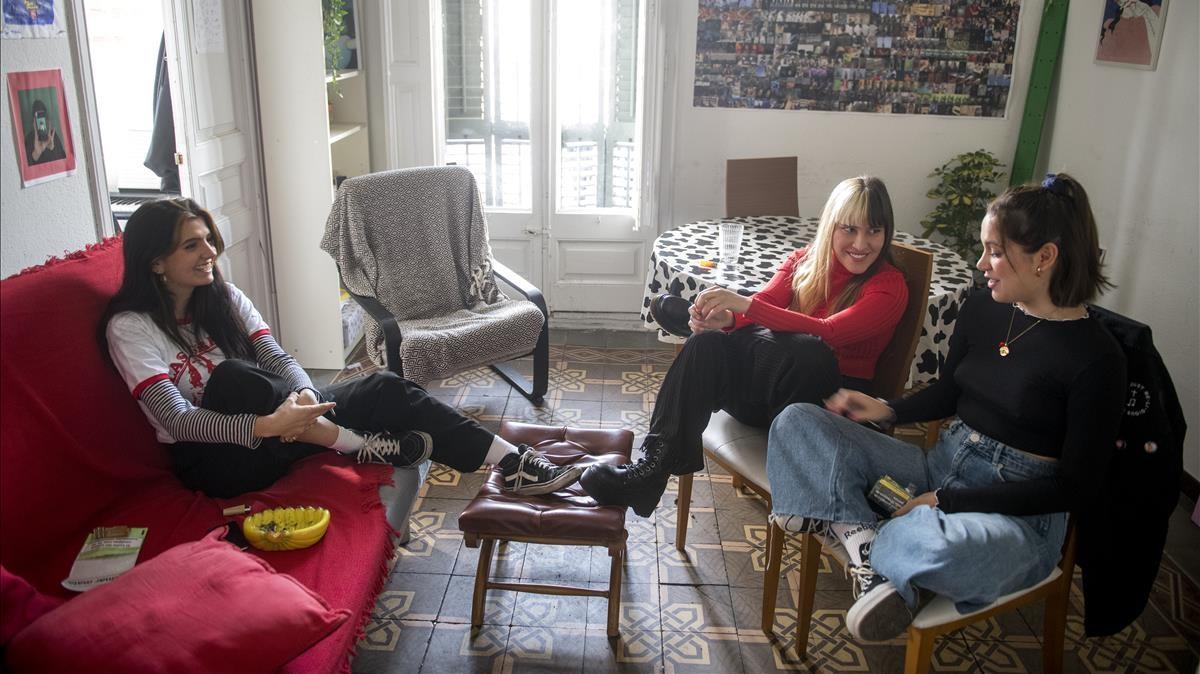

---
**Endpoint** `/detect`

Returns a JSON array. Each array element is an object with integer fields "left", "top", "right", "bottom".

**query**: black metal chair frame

[{"left": 344, "top": 258, "right": 549, "bottom": 406}]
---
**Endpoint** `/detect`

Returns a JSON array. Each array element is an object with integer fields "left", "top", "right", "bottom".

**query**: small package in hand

[{"left": 868, "top": 475, "right": 914, "bottom": 515}]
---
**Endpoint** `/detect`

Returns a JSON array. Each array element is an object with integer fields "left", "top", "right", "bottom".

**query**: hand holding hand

[
  {"left": 892, "top": 491, "right": 938, "bottom": 518},
  {"left": 824, "top": 389, "right": 894, "bottom": 424},
  {"left": 687, "top": 302, "right": 733, "bottom": 333},
  {"left": 693, "top": 286, "right": 751, "bottom": 320}
]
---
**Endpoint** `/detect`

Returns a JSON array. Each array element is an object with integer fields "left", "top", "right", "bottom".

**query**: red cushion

[
  {"left": 0, "top": 567, "right": 65, "bottom": 647},
  {"left": 5, "top": 529, "right": 350, "bottom": 674}
]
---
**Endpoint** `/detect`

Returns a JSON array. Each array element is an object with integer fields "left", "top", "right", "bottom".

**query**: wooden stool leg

[
  {"left": 606, "top": 544, "right": 625, "bottom": 638},
  {"left": 903, "top": 627, "right": 936, "bottom": 674},
  {"left": 1042, "top": 582, "right": 1070, "bottom": 674},
  {"left": 793, "top": 532, "right": 821, "bottom": 658},
  {"left": 923, "top": 419, "right": 943, "bottom": 449},
  {"left": 675, "top": 473, "right": 694, "bottom": 551},
  {"left": 731, "top": 474, "right": 745, "bottom": 491},
  {"left": 761, "top": 522, "right": 785, "bottom": 634},
  {"left": 471, "top": 538, "right": 496, "bottom": 629}
]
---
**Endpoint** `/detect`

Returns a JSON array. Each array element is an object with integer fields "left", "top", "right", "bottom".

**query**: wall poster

[
  {"left": 694, "top": 0, "right": 1023, "bottom": 117},
  {"left": 1095, "top": 0, "right": 1168, "bottom": 70},
  {"left": 1, "top": 0, "right": 66, "bottom": 39},
  {"left": 6, "top": 69, "right": 77, "bottom": 187}
]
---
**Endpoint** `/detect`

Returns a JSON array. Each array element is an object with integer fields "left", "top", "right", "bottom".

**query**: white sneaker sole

[{"left": 845, "top": 581, "right": 913, "bottom": 642}]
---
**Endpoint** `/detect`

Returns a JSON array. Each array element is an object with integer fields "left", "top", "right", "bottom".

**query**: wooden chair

[
  {"left": 725, "top": 157, "right": 799, "bottom": 217},
  {"left": 671, "top": 242, "right": 934, "bottom": 635}
]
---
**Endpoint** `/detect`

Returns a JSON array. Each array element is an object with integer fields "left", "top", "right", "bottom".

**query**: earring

[{"left": 1036, "top": 265, "right": 1042, "bottom": 276}]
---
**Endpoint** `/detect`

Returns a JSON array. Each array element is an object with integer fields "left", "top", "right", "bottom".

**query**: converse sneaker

[
  {"left": 844, "top": 564, "right": 916, "bottom": 641},
  {"left": 499, "top": 445, "right": 584, "bottom": 496},
  {"left": 357, "top": 430, "right": 433, "bottom": 468}
]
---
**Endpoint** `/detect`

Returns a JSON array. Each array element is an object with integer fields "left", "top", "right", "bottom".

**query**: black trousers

[
  {"left": 171, "top": 359, "right": 493, "bottom": 498},
  {"left": 649, "top": 326, "right": 869, "bottom": 475}
]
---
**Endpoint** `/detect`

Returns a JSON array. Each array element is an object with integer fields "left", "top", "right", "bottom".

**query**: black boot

[{"left": 579, "top": 437, "right": 673, "bottom": 517}]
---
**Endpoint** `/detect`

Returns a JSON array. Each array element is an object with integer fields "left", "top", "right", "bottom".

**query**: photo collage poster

[{"left": 694, "top": 0, "right": 1023, "bottom": 116}]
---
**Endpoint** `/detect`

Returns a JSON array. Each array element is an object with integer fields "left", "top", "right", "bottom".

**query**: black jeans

[
  {"left": 171, "top": 359, "right": 493, "bottom": 498},
  {"left": 649, "top": 326, "right": 868, "bottom": 475}
]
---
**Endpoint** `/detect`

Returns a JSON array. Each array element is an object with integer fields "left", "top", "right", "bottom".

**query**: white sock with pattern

[{"left": 831, "top": 521, "right": 878, "bottom": 567}]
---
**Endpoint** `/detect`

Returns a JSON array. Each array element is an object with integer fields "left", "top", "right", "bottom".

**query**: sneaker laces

[
  {"left": 847, "top": 564, "right": 883, "bottom": 601},
  {"left": 357, "top": 431, "right": 428, "bottom": 465}
]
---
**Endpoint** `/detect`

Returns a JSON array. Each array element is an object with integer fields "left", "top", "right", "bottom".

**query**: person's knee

[
  {"left": 682, "top": 328, "right": 726, "bottom": 355},
  {"left": 770, "top": 401, "right": 827, "bottom": 434},
  {"left": 204, "top": 359, "right": 280, "bottom": 413}
]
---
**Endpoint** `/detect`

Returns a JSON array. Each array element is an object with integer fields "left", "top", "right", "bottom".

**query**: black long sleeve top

[{"left": 889, "top": 290, "right": 1127, "bottom": 516}]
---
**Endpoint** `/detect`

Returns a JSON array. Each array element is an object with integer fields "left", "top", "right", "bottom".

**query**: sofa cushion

[
  {"left": 0, "top": 567, "right": 65, "bottom": 647},
  {"left": 5, "top": 529, "right": 350, "bottom": 674}
]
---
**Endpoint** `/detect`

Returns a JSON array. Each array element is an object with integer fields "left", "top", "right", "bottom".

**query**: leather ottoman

[{"left": 457, "top": 421, "right": 633, "bottom": 637}]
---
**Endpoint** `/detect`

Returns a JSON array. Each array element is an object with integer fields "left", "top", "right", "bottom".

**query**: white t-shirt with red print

[{"left": 107, "top": 283, "right": 271, "bottom": 444}]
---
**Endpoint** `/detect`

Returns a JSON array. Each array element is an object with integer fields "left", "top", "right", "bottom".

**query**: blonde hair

[{"left": 790, "top": 176, "right": 896, "bottom": 314}]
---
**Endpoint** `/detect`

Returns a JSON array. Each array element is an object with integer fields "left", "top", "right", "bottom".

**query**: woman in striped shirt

[{"left": 100, "top": 198, "right": 580, "bottom": 498}]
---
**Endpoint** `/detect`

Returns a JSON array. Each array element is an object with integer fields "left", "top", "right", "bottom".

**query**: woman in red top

[{"left": 581, "top": 176, "right": 909, "bottom": 516}]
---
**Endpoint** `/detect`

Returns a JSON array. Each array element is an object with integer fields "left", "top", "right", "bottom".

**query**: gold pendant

[{"left": 999, "top": 343, "right": 1010, "bottom": 357}]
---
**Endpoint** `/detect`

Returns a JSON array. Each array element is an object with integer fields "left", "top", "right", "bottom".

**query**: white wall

[
  {"left": 0, "top": 9, "right": 98, "bottom": 278},
  {"left": 660, "top": 0, "right": 1046, "bottom": 233},
  {"left": 1042, "top": 0, "right": 1199, "bottom": 479},
  {"left": 659, "top": 0, "right": 1198, "bottom": 479}
]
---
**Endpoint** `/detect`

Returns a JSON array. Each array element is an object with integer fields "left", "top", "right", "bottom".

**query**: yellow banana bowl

[{"left": 242, "top": 506, "right": 331, "bottom": 551}]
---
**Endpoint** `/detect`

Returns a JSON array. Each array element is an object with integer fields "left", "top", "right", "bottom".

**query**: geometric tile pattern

[{"left": 348, "top": 329, "right": 1200, "bottom": 673}]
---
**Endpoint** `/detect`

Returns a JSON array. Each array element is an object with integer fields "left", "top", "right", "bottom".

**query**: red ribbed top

[{"left": 731, "top": 248, "right": 908, "bottom": 380}]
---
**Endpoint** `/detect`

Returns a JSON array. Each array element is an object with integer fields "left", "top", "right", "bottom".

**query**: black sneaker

[
  {"left": 767, "top": 513, "right": 830, "bottom": 539},
  {"left": 498, "top": 445, "right": 584, "bottom": 496},
  {"left": 844, "top": 564, "right": 915, "bottom": 641},
  {"left": 649, "top": 293, "right": 693, "bottom": 338},
  {"left": 357, "top": 430, "right": 433, "bottom": 468}
]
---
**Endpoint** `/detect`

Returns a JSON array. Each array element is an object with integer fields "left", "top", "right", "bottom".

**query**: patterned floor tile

[
  {"left": 657, "top": 541, "right": 730, "bottom": 586},
  {"left": 438, "top": 574, "right": 518, "bottom": 626},
  {"left": 601, "top": 363, "right": 666, "bottom": 406},
  {"left": 549, "top": 360, "right": 607, "bottom": 401},
  {"left": 668, "top": 472, "right": 716, "bottom": 510},
  {"left": 513, "top": 591, "right": 589, "bottom": 629},
  {"left": 352, "top": 619, "right": 434, "bottom": 670},
  {"left": 505, "top": 626, "right": 587, "bottom": 673},
  {"left": 600, "top": 401, "right": 652, "bottom": 436},
  {"left": 589, "top": 539, "right": 660, "bottom": 585},
  {"left": 658, "top": 584, "right": 738, "bottom": 635},
  {"left": 372, "top": 572, "right": 452, "bottom": 621},
  {"left": 419, "top": 623, "right": 509, "bottom": 674},
  {"left": 661, "top": 630, "right": 745, "bottom": 673},
  {"left": 393, "top": 500, "right": 466, "bottom": 575},
  {"left": 447, "top": 395, "right": 508, "bottom": 434},
  {"left": 422, "top": 464, "right": 488, "bottom": 500},
  {"left": 587, "top": 581, "right": 663, "bottom": 632},
  {"left": 425, "top": 366, "right": 513, "bottom": 399},
  {"left": 657, "top": 504, "right": 720, "bottom": 548},
  {"left": 583, "top": 628, "right": 665, "bottom": 673}
]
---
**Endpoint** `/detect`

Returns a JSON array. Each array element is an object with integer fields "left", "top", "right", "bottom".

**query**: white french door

[
  {"left": 162, "top": 0, "right": 272, "bottom": 324},
  {"left": 437, "top": 0, "right": 657, "bottom": 313}
]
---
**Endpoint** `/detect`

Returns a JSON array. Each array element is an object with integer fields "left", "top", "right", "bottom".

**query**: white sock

[
  {"left": 483, "top": 436, "right": 520, "bottom": 465},
  {"left": 330, "top": 427, "right": 366, "bottom": 454},
  {"left": 831, "top": 521, "right": 878, "bottom": 568}
]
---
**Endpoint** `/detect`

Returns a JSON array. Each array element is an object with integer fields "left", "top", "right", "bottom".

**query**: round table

[{"left": 640, "top": 216, "right": 976, "bottom": 387}]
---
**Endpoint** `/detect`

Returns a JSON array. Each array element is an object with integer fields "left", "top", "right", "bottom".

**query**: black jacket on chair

[{"left": 1078, "top": 306, "right": 1187, "bottom": 636}]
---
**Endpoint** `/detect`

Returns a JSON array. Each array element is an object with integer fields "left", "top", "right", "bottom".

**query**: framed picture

[
  {"left": 1096, "top": 0, "right": 1170, "bottom": 70},
  {"left": 1, "top": 0, "right": 66, "bottom": 39},
  {"left": 6, "top": 69, "right": 76, "bottom": 186}
]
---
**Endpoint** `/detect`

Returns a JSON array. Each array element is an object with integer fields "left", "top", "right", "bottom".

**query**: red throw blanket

[{"left": 0, "top": 238, "right": 394, "bottom": 673}]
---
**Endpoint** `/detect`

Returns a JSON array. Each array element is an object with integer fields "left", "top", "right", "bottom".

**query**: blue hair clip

[{"left": 1041, "top": 173, "right": 1070, "bottom": 197}]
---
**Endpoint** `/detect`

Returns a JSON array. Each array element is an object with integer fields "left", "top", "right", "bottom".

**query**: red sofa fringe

[{"left": 8, "top": 236, "right": 123, "bottom": 280}]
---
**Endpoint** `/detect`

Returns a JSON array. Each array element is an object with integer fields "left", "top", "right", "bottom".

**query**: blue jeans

[{"left": 767, "top": 403, "right": 1068, "bottom": 612}]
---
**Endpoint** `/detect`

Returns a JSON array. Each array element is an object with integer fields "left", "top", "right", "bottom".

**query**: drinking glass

[{"left": 718, "top": 222, "right": 744, "bottom": 271}]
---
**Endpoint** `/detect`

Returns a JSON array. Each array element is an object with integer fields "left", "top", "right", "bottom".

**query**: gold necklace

[{"left": 999, "top": 307, "right": 1042, "bottom": 357}]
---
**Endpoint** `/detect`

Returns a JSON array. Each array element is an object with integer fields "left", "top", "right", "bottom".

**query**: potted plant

[
  {"left": 323, "top": 0, "right": 349, "bottom": 97},
  {"left": 919, "top": 149, "right": 1006, "bottom": 266}
]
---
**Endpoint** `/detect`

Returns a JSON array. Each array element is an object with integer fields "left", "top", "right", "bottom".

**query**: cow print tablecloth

[{"left": 640, "top": 216, "right": 976, "bottom": 387}]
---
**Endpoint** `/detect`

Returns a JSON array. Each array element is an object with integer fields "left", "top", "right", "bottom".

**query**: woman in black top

[{"left": 765, "top": 173, "right": 1126, "bottom": 642}]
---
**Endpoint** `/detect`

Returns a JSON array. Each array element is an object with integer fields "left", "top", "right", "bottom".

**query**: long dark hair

[
  {"left": 99, "top": 198, "right": 254, "bottom": 361},
  {"left": 987, "top": 172, "right": 1113, "bottom": 306}
]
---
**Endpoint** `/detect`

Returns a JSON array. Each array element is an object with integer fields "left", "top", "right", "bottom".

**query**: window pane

[
  {"left": 441, "top": 0, "right": 531, "bottom": 209},
  {"left": 556, "top": 0, "right": 640, "bottom": 211}
]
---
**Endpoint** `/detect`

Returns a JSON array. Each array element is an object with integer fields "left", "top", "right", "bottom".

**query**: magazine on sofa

[{"left": 62, "top": 526, "right": 147, "bottom": 592}]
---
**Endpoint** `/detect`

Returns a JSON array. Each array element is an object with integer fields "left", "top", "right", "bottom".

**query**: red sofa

[{"left": 0, "top": 239, "right": 401, "bottom": 672}]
